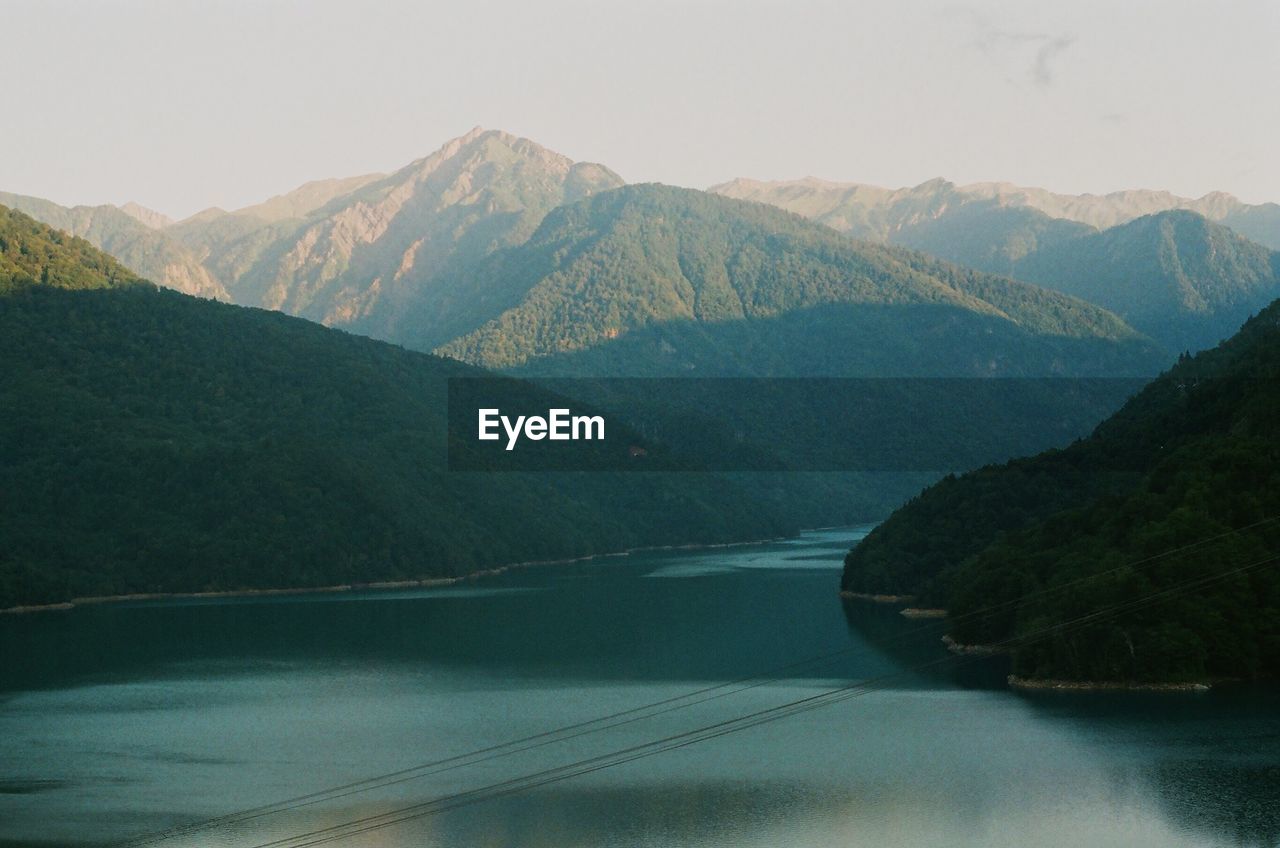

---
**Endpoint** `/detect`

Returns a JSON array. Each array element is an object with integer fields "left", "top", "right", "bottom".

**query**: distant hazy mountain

[
  {"left": 888, "top": 201, "right": 1093, "bottom": 279},
  {"left": 219, "top": 173, "right": 386, "bottom": 224},
  {"left": 0, "top": 204, "right": 805, "bottom": 609},
  {"left": 715, "top": 178, "right": 1280, "bottom": 353},
  {"left": 431, "top": 184, "right": 1164, "bottom": 376},
  {"left": 0, "top": 191, "right": 228, "bottom": 300},
  {"left": 1012, "top": 211, "right": 1280, "bottom": 353},
  {"left": 712, "top": 177, "right": 1280, "bottom": 251},
  {"left": 963, "top": 181, "right": 1280, "bottom": 249},
  {"left": 118, "top": 201, "right": 174, "bottom": 230}
]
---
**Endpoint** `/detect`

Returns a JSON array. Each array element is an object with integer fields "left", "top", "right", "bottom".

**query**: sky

[{"left": 4, "top": 0, "right": 1278, "bottom": 220}]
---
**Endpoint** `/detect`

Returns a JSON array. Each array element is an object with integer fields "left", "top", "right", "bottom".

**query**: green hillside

[
  {"left": 842, "top": 296, "right": 1280, "bottom": 683},
  {"left": 1012, "top": 211, "right": 1280, "bottom": 353},
  {"left": 0, "top": 206, "right": 808, "bottom": 609},
  {"left": 0, "top": 191, "right": 228, "bottom": 299},
  {"left": 432, "top": 184, "right": 1164, "bottom": 375}
]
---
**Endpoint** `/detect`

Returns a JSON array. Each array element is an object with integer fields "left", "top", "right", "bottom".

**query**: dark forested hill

[
  {"left": 842, "top": 296, "right": 1280, "bottom": 684},
  {"left": 0, "top": 206, "right": 809, "bottom": 609}
]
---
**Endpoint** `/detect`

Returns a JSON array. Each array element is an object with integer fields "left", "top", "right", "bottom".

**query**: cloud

[
  {"left": 949, "top": 6, "right": 1077, "bottom": 88},
  {"left": 1031, "top": 35, "right": 1076, "bottom": 86}
]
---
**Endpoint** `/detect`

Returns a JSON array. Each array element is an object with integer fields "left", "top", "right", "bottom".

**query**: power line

[
  {"left": 222, "top": 549, "right": 1280, "bottom": 848},
  {"left": 114, "top": 514, "right": 1280, "bottom": 846}
]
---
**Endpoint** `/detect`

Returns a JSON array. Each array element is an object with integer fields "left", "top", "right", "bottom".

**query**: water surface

[{"left": 2, "top": 528, "right": 1278, "bottom": 847}]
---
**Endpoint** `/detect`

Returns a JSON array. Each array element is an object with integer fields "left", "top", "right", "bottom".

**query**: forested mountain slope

[
  {"left": 432, "top": 184, "right": 1165, "bottom": 376},
  {"left": 0, "top": 191, "right": 227, "bottom": 299},
  {"left": 0, "top": 206, "right": 799, "bottom": 609},
  {"left": 842, "top": 294, "right": 1280, "bottom": 683},
  {"left": 1011, "top": 211, "right": 1280, "bottom": 353}
]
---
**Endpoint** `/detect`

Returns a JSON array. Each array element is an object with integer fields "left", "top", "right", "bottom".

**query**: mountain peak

[{"left": 118, "top": 201, "right": 173, "bottom": 229}]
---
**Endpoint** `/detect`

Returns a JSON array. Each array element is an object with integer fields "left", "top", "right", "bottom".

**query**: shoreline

[
  {"left": 1007, "top": 675, "right": 1212, "bottom": 693},
  {"left": 838, "top": 591, "right": 917, "bottom": 604},
  {"left": 2, "top": 524, "right": 865, "bottom": 616},
  {"left": 900, "top": 607, "right": 947, "bottom": 619},
  {"left": 942, "top": 634, "right": 1007, "bottom": 656}
]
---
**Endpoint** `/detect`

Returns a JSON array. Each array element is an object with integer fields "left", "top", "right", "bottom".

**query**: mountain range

[
  {"left": 5, "top": 128, "right": 1280, "bottom": 684},
  {"left": 713, "top": 177, "right": 1280, "bottom": 354},
  {"left": 711, "top": 176, "right": 1280, "bottom": 250},
  {"left": 0, "top": 130, "right": 1186, "bottom": 609},
  {"left": 7, "top": 130, "right": 1278, "bottom": 365}
]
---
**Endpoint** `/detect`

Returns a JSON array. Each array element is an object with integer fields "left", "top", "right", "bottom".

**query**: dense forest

[
  {"left": 430, "top": 184, "right": 1164, "bottom": 374},
  {"left": 0, "top": 206, "right": 828, "bottom": 609},
  {"left": 843, "top": 297, "right": 1280, "bottom": 683}
]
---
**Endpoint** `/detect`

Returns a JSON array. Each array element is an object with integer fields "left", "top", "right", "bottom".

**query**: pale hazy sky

[{"left": 4, "top": 0, "right": 1277, "bottom": 219}]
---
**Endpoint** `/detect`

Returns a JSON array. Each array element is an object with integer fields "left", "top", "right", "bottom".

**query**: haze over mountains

[
  {"left": 714, "top": 176, "right": 1280, "bottom": 354},
  {"left": 712, "top": 176, "right": 1280, "bottom": 251}
]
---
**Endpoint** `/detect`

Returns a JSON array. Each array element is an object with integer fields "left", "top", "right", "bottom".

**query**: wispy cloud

[
  {"left": 949, "top": 6, "right": 1077, "bottom": 89},
  {"left": 1030, "top": 35, "right": 1076, "bottom": 86}
]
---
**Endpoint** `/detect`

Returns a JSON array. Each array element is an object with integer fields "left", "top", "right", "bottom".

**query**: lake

[{"left": 2, "top": 528, "right": 1278, "bottom": 848}]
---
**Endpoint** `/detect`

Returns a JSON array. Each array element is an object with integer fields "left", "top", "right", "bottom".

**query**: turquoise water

[{"left": 1, "top": 528, "right": 1277, "bottom": 847}]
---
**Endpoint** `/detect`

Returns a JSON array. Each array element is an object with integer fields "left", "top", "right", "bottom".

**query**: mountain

[
  {"left": 0, "top": 205, "right": 148, "bottom": 293},
  {"left": 219, "top": 173, "right": 386, "bottom": 223},
  {"left": 841, "top": 294, "right": 1280, "bottom": 684},
  {"left": 119, "top": 201, "right": 174, "bottom": 229},
  {"left": 715, "top": 179, "right": 1280, "bottom": 354},
  {"left": 428, "top": 184, "right": 1165, "bottom": 376},
  {"left": 712, "top": 177, "right": 1280, "bottom": 251},
  {"left": 0, "top": 191, "right": 228, "bottom": 300},
  {"left": 963, "top": 182, "right": 1280, "bottom": 250},
  {"left": 0, "top": 205, "right": 810, "bottom": 610},
  {"left": 2, "top": 129, "right": 623, "bottom": 334},
  {"left": 168, "top": 128, "right": 624, "bottom": 338},
  {"left": 709, "top": 176, "right": 977, "bottom": 245},
  {"left": 1011, "top": 211, "right": 1280, "bottom": 353}
]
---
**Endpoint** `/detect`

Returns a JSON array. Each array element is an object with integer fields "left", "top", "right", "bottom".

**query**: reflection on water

[{"left": 1, "top": 528, "right": 1277, "bottom": 847}]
